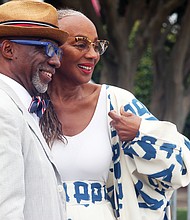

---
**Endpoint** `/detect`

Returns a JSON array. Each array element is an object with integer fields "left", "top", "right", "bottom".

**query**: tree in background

[{"left": 45, "top": 0, "right": 190, "bottom": 134}]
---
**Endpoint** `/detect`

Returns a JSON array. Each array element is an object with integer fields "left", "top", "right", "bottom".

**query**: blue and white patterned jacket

[{"left": 105, "top": 85, "right": 190, "bottom": 220}]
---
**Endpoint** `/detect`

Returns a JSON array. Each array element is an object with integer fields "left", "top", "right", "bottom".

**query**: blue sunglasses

[{"left": 10, "top": 39, "right": 63, "bottom": 60}]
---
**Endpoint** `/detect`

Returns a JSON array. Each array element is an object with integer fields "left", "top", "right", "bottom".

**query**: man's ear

[{"left": 1, "top": 40, "right": 14, "bottom": 60}]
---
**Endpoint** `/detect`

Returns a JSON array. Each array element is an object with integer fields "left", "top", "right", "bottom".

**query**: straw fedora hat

[{"left": 0, "top": 0, "right": 68, "bottom": 45}]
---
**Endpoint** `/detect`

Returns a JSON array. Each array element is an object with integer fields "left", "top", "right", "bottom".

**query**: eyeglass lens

[{"left": 75, "top": 37, "right": 109, "bottom": 55}]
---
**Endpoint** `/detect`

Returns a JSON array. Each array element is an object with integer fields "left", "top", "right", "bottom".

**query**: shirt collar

[{"left": 0, "top": 73, "right": 31, "bottom": 110}]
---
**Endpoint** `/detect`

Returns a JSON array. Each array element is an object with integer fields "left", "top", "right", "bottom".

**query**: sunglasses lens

[
  {"left": 46, "top": 43, "right": 55, "bottom": 57},
  {"left": 56, "top": 48, "right": 63, "bottom": 60},
  {"left": 46, "top": 43, "right": 62, "bottom": 60}
]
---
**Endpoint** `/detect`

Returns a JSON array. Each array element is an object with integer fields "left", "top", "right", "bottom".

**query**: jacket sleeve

[
  {"left": 123, "top": 119, "right": 190, "bottom": 189},
  {"left": 108, "top": 85, "right": 190, "bottom": 189},
  {"left": 122, "top": 96, "right": 190, "bottom": 190}
]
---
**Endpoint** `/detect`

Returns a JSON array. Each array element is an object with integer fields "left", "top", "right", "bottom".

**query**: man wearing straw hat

[{"left": 0, "top": 1, "right": 68, "bottom": 219}]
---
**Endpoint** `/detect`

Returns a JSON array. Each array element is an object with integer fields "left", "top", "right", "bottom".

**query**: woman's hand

[{"left": 108, "top": 106, "right": 142, "bottom": 141}]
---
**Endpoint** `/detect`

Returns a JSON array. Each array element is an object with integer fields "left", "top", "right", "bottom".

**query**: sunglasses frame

[{"left": 9, "top": 39, "right": 63, "bottom": 60}]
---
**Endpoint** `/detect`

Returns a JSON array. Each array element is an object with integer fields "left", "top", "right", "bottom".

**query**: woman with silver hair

[{"left": 40, "top": 8, "right": 190, "bottom": 220}]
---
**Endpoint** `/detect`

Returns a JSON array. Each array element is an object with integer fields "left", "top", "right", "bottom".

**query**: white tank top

[{"left": 51, "top": 85, "right": 112, "bottom": 182}]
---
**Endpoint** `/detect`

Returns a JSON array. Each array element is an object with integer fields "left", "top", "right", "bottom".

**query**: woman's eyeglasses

[
  {"left": 9, "top": 39, "right": 63, "bottom": 60},
  {"left": 72, "top": 36, "right": 109, "bottom": 55}
]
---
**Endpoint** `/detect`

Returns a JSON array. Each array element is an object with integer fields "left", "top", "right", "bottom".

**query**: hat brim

[{"left": 0, "top": 26, "right": 68, "bottom": 45}]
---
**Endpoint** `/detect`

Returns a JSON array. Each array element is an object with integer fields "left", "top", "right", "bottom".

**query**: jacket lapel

[{"left": 0, "top": 79, "right": 53, "bottom": 161}]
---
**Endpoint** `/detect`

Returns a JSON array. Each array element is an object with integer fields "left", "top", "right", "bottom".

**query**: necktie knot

[{"left": 28, "top": 96, "right": 49, "bottom": 118}]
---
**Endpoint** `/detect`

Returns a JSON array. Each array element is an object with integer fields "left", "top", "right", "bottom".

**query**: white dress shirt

[{"left": 0, "top": 73, "right": 39, "bottom": 123}]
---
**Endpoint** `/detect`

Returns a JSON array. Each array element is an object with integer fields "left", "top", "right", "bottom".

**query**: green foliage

[
  {"left": 134, "top": 45, "right": 153, "bottom": 108},
  {"left": 162, "top": 21, "right": 178, "bottom": 54},
  {"left": 177, "top": 208, "right": 187, "bottom": 220},
  {"left": 128, "top": 21, "right": 140, "bottom": 49},
  {"left": 134, "top": 43, "right": 190, "bottom": 139}
]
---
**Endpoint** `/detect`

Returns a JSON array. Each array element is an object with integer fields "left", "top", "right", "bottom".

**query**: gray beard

[{"left": 32, "top": 72, "right": 48, "bottom": 94}]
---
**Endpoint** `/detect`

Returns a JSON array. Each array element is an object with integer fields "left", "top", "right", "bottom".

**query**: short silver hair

[{"left": 57, "top": 9, "right": 86, "bottom": 20}]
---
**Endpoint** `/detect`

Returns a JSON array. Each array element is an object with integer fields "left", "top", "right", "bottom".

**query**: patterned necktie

[{"left": 28, "top": 96, "right": 49, "bottom": 118}]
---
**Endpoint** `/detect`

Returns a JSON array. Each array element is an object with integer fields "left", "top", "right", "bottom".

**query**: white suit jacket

[{"left": 0, "top": 79, "right": 66, "bottom": 220}]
